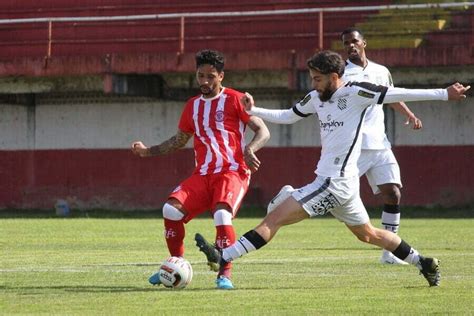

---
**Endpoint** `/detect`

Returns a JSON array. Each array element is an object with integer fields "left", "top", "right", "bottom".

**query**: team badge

[
  {"left": 357, "top": 90, "right": 375, "bottom": 99},
  {"left": 215, "top": 110, "right": 225, "bottom": 122},
  {"left": 337, "top": 98, "right": 347, "bottom": 110}
]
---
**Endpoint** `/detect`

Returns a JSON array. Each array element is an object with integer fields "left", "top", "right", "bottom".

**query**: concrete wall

[
  {"left": 1, "top": 93, "right": 473, "bottom": 210},
  {"left": 1, "top": 95, "right": 473, "bottom": 150}
]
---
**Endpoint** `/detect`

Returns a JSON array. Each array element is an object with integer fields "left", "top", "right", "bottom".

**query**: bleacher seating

[
  {"left": 0, "top": 0, "right": 471, "bottom": 73},
  {"left": 330, "top": 1, "right": 473, "bottom": 51},
  {"left": 0, "top": 1, "right": 387, "bottom": 58}
]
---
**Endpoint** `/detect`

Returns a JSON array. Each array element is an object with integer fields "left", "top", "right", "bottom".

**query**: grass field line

[
  {"left": 3, "top": 250, "right": 472, "bottom": 273},
  {"left": 0, "top": 255, "right": 376, "bottom": 273},
  {"left": 0, "top": 249, "right": 474, "bottom": 273}
]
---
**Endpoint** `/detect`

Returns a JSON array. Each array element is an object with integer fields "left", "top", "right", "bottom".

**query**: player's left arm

[
  {"left": 388, "top": 102, "right": 422, "bottom": 130},
  {"left": 244, "top": 116, "right": 270, "bottom": 173},
  {"left": 382, "top": 82, "right": 470, "bottom": 104}
]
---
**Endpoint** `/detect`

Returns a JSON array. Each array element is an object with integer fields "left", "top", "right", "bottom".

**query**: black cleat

[
  {"left": 418, "top": 257, "right": 441, "bottom": 287},
  {"left": 195, "top": 233, "right": 222, "bottom": 272}
]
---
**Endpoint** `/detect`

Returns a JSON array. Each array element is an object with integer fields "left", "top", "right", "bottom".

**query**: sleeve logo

[
  {"left": 357, "top": 90, "right": 375, "bottom": 99},
  {"left": 299, "top": 94, "right": 312, "bottom": 106}
]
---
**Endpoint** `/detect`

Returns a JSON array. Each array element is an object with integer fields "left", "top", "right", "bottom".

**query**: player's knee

[
  {"left": 213, "top": 209, "right": 233, "bottom": 226},
  {"left": 162, "top": 203, "right": 185, "bottom": 221},
  {"left": 353, "top": 226, "right": 378, "bottom": 244},
  {"left": 381, "top": 185, "right": 401, "bottom": 204},
  {"left": 356, "top": 234, "right": 371, "bottom": 243}
]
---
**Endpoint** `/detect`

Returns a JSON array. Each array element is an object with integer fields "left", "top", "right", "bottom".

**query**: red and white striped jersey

[{"left": 178, "top": 87, "right": 251, "bottom": 175}]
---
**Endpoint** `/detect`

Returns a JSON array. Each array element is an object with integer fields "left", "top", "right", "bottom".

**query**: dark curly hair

[
  {"left": 195, "top": 49, "right": 225, "bottom": 72},
  {"left": 340, "top": 27, "right": 364, "bottom": 40},
  {"left": 306, "top": 50, "right": 345, "bottom": 78}
]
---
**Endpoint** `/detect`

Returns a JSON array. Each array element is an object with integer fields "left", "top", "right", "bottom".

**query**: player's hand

[
  {"left": 405, "top": 113, "right": 422, "bottom": 130},
  {"left": 447, "top": 82, "right": 470, "bottom": 100},
  {"left": 131, "top": 141, "right": 150, "bottom": 157},
  {"left": 241, "top": 92, "right": 255, "bottom": 111},
  {"left": 244, "top": 146, "right": 261, "bottom": 173}
]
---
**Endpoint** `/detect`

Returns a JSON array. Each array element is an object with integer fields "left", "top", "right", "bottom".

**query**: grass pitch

[{"left": 1, "top": 216, "right": 473, "bottom": 315}]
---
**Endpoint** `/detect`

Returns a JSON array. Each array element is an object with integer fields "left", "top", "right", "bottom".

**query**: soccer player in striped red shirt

[{"left": 132, "top": 50, "right": 270, "bottom": 289}]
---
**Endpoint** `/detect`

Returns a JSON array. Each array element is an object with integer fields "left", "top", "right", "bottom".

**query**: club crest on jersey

[
  {"left": 299, "top": 94, "right": 312, "bottom": 106},
  {"left": 215, "top": 110, "right": 225, "bottom": 122},
  {"left": 357, "top": 90, "right": 375, "bottom": 99},
  {"left": 337, "top": 98, "right": 347, "bottom": 110}
]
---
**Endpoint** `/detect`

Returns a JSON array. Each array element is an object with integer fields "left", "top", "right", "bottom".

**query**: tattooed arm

[{"left": 131, "top": 130, "right": 193, "bottom": 157}]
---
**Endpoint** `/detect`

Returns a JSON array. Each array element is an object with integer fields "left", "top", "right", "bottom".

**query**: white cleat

[
  {"left": 267, "top": 185, "right": 295, "bottom": 214},
  {"left": 380, "top": 250, "right": 409, "bottom": 265}
]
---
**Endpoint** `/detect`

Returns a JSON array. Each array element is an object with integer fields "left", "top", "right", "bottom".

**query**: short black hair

[
  {"left": 195, "top": 49, "right": 225, "bottom": 72},
  {"left": 306, "top": 50, "right": 345, "bottom": 78},
  {"left": 340, "top": 27, "right": 364, "bottom": 40}
]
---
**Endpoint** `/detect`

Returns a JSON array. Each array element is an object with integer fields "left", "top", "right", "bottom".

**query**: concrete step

[
  {"left": 355, "top": 19, "right": 446, "bottom": 32},
  {"left": 331, "top": 36, "right": 422, "bottom": 50}
]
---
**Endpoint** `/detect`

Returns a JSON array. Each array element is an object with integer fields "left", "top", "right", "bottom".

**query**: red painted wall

[{"left": 1, "top": 146, "right": 473, "bottom": 210}]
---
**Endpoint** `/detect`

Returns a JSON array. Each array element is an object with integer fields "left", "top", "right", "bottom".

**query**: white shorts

[
  {"left": 357, "top": 149, "right": 402, "bottom": 195},
  {"left": 291, "top": 175, "right": 370, "bottom": 226}
]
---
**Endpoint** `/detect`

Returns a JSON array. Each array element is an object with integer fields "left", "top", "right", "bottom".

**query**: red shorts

[{"left": 168, "top": 171, "right": 250, "bottom": 223}]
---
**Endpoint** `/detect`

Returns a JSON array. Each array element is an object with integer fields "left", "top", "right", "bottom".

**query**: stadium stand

[
  {"left": 0, "top": 0, "right": 471, "bottom": 74},
  {"left": 0, "top": 1, "right": 473, "bottom": 210}
]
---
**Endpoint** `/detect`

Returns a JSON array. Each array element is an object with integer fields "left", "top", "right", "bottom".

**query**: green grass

[{"left": 1, "top": 217, "right": 473, "bottom": 315}]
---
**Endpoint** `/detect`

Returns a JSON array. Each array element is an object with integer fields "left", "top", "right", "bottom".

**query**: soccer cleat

[
  {"left": 267, "top": 185, "right": 295, "bottom": 214},
  {"left": 195, "top": 233, "right": 221, "bottom": 272},
  {"left": 215, "top": 276, "right": 234, "bottom": 290},
  {"left": 148, "top": 272, "right": 162, "bottom": 286},
  {"left": 380, "top": 250, "right": 408, "bottom": 265},
  {"left": 417, "top": 257, "right": 441, "bottom": 287}
]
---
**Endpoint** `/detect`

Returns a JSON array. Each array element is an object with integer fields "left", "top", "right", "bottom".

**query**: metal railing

[{"left": 0, "top": 2, "right": 472, "bottom": 58}]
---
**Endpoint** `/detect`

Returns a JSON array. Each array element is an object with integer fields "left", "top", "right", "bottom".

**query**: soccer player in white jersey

[
  {"left": 341, "top": 27, "right": 422, "bottom": 265},
  {"left": 132, "top": 50, "right": 270, "bottom": 289},
  {"left": 195, "top": 50, "right": 470, "bottom": 287}
]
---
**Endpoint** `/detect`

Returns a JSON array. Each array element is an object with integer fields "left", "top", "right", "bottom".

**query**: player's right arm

[
  {"left": 131, "top": 130, "right": 193, "bottom": 157},
  {"left": 241, "top": 92, "right": 315, "bottom": 124}
]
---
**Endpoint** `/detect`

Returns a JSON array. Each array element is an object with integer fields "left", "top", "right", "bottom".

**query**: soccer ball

[{"left": 158, "top": 256, "right": 193, "bottom": 289}]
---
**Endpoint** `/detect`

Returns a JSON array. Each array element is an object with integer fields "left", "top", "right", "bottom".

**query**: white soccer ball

[{"left": 158, "top": 256, "right": 193, "bottom": 289}]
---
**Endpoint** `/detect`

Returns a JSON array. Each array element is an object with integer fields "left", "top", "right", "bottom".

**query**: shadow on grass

[
  {"left": 0, "top": 205, "right": 473, "bottom": 219},
  {"left": 3, "top": 285, "right": 223, "bottom": 293}
]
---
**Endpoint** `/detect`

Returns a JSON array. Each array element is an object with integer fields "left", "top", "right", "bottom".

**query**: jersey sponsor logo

[
  {"left": 299, "top": 94, "right": 312, "bottom": 106},
  {"left": 357, "top": 90, "right": 375, "bottom": 99},
  {"left": 337, "top": 98, "right": 347, "bottom": 110},
  {"left": 320, "top": 114, "right": 344, "bottom": 132},
  {"left": 215, "top": 110, "right": 225, "bottom": 122}
]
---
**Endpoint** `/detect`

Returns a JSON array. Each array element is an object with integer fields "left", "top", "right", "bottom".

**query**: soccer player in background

[
  {"left": 196, "top": 50, "right": 470, "bottom": 287},
  {"left": 341, "top": 27, "right": 423, "bottom": 265},
  {"left": 132, "top": 49, "right": 270, "bottom": 290}
]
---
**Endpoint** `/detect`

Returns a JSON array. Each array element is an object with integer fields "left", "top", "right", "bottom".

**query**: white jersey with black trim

[
  {"left": 342, "top": 59, "right": 393, "bottom": 150},
  {"left": 290, "top": 83, "right": 447, "bottom": 178}
]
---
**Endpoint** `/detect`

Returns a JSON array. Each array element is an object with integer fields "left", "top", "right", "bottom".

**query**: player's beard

[
  {"left": 318, "top": 81, "right": 334, "bottom": 102},
  {"left": 200, "top": 85, "right": 212, "bottom": 96}
]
